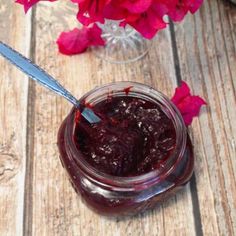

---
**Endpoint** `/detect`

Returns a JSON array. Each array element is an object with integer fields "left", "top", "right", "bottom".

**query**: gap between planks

[
  {"left": 23, "top": 8, "right": 37, "bottom": 236},
  {"left": 169, "top": 20, "right": 204, "bottom": 236}
]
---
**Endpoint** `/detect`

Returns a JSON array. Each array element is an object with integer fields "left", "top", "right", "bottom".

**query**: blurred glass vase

[{"left": 92, "top": 20, "right": 151, "bottom": 64}]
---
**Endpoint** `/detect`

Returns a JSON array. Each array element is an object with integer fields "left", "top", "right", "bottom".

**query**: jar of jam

[{"left": 57, "top": 82, "right": 194, "bottom": 216}]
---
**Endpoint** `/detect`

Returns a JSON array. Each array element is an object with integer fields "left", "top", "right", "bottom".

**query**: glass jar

[
  {"left": 92, "top": 20, "right": 151, "bottom": 64},
  {"left": 57, "top": 82, "right": 194, "bottom": 216}
]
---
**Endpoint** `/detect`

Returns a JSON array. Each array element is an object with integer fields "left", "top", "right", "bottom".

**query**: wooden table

[{"left": 0, "top": 1, "right": 235, "bottom": 235}]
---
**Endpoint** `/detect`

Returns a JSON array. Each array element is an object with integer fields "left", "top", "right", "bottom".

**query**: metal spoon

[{"left": 0, "top": 41, "right": 100, "bottom": 124}]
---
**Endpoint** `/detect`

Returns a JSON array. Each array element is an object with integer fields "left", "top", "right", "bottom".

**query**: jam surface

[{"left": 74, "top": 96, "right": 176, "bottom": 177}]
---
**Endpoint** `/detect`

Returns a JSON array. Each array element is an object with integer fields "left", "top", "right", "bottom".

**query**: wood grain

[
  {"left": 0, "top": 1, "right": 32, "bottom": 235},
  {"left": 174, "top": 0, "right": 236, "bottom": 235},
  {"left": 25, "top": 1, "right": 196, "bottom": 236},
  {"left": 1, "top": 0, "right": 236, "bottom": 235}
]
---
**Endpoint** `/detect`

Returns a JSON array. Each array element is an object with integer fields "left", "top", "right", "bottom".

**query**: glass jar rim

[{"left": 64, "top": 81, "right": 187, "bottom": 189}]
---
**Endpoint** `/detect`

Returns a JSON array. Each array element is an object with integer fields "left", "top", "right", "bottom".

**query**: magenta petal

[
  {"left": 56, "top": 24, "right": 105, "bottom": 56},
  {"left": 56, "top": 28, "right": 90, "bottom": 55},
  {"left": 188, "top": 0, "right": 204, "bottom": 13},
  {"left": 151, "top": 2, "right": 169, "bottom": 18},
  {"left": 121, "top": 0, "right": 152, "bottom": 14},
  {"left": 16, "top": 0, "right": 56, "bottom": 13},
  {"left": 73, "top": 0, "right": 111, "bottom": 25},
  {"left": 181, "top": 114, "right": 193, "bottom": 126},
  {"left": 88, "top": 24, "right": 105, "bottom": 46},
  {"left": 171, "top": 81, "right": 207, "bottom": 126},
  {"left": 147, "top": 9, "right": 167, "bottom": 30},
  {"left": 169, "top": 8, "right": 188, "bottom": 22},
  {"left": 171, "top": 81, "right": 190, "bottom": 104},
  {"left": 128, "top": 20, "right": 159, "bottom": 39}
]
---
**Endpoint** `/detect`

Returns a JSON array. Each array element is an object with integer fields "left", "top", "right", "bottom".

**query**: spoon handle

[
  {"left": 0, "top": 41, "right": 79, "bottom": 107},
  {"left": 0, "top": 41, "right": 101, "bottom": 123}
]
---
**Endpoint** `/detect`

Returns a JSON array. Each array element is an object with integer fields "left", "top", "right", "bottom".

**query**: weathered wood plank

[
  {"left": 29, "top": 1, "right": 196, "bottom": 236},
  {"left": 0, "top": 2, "right": 32, "bottom": 235},
  {"left": 174, "top": 0, "right": 236, "bottom": 235}
]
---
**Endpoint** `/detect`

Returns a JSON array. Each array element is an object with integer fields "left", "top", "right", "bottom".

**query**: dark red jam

[
  {"left": 74, "top": 96, "right": 176, "bottom": 177},
  {"left": 57, "top": 83, "right": 194, "bottom": 216}
]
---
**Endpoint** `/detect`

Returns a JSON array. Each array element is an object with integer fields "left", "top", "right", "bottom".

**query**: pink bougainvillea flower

[
  {"left": 169, "top": 0, "right": 203, "bottom": 22},
  {"left": 16, "top": 0, "right": 204, "bottom": 40},
  {"left": 87, "top": 24, "right": 106, "bottom": 46},
  {"left": 56, "top": 24, "right": 105, "bottom": 55},
  {"left": 72, "top": 0, "right": 112, "bottom": 25},
  {"left": 123, "top": 4, "right": 168, "bottom": 39},
  {"left": 171, "top": 81, "right": 206, "bottom": 126},
  {"left": 56, "top": 28, "right": 90, "bottom": 55},
  {"left": 15, "top": 0, "right": 56, "bottom": 13},
  {"left": 103, "top": 2, "right": 127, "bottom": 20},
  {"left": 188, "top": 0, "right": 204, "bottom": 13},
  {"left": 120, "top": 0, "right": 153, "bottom": 14}
]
